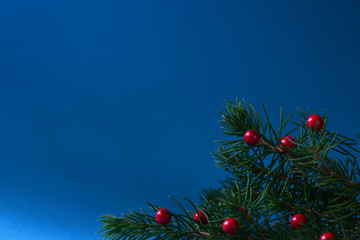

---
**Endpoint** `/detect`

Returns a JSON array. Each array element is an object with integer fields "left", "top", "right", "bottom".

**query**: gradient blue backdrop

[{"left": 1, "top": 1, "right": 359, "bottom": 239}]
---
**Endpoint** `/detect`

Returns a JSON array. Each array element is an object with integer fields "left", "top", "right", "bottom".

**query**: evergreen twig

[{"left": 99, "top": 99, "right": 360, "bottom": 240}]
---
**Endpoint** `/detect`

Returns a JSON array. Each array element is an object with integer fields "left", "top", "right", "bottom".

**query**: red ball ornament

[
  {"left": 244, "top": 130, "right": 260, "bottom": 146},
  {"left": 222, "top": 218, "right": 239, "bottom": 235},
  {"left": 279, "top": 136, "right": 296, "bottom": 153},
  {"left": 290, "top": 213, "right": 307, "bottom": 229},
  {"left": 320, "top": 232, "right": 336, "bottom": 240},
  {"left": 194, "top": 210, "right": 208, "bottom": 224},
  {"left": 155, "top": 208, "right": 172, "bottom": 225},
  {"left": 307, "top": 114, "right": 323, "bottom": 131}
]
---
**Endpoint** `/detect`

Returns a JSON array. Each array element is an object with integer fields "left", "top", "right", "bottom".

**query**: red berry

[
  {"left": 290, "top": 214, "right": 307, "bottom": 229},
  {"left": 244, "top": 130, "right": 260, "bottom": 146},
  {"left": 307, "top": 114, "right": 323, "bottom": 131},
  {"left": 155, "top": 208, "right": 172, "bottom": 225},
  {"left": 320, "top": 232, "right": 336, "bottom": 240},
  {"left": 194, "top": 210, "right": 208, "bottom": 224},
  {"left": 222, "top": 218, "right": 239, "bottom": 235},
  {"left": 279, "top": 136, "right": 296, "bottom": 153}
]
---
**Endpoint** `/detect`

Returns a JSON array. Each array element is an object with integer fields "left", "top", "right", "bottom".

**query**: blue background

[{"left": 1, "top": 1, "right": 360, "bottom": 239}]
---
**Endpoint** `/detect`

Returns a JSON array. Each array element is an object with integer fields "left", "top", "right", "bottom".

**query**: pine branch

[
  {"left": 310, "top": 145, "right": 360, "bottom": 191},
  {"left": 234, "top": 203, "right": 269, "bottom": 238},
  {"left": 99, "top": 99, "right": 360, "bottom": 239}
]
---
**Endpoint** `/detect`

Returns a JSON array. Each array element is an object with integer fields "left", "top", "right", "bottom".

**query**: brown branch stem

[
  {"left": 285, "top": 204, "right": 326, "bottom": 217},
  {"left": 235, "top": 203, "right": 269, "bottom": 238},
  {"left": 186, "top": 231, "right": 211, "bottom": 238},
  {"left": 310, "top": 145, "right": 360, "bottom": 191}
]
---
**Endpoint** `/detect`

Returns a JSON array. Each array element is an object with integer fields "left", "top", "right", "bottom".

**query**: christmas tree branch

[
  {"left": 100, "top": 100, "right": 360, "bottom": 239},
  {"left": 285, "top": 204, "right": 326, "bottom": 217},
  {"left": 310, "top": 145, "right": 360, "bottom": 190},
  {"left": 310, "top": 145, "right": 335, "bottom": 176},
  {"left": 235, "top": 203, "right": 269, "bottom": 238},
  {"left": 240, "top": 162, "right": 307, "bottom": 188},
  {"left": 99, "top": 214, "right": 214, "bottom": 240}
]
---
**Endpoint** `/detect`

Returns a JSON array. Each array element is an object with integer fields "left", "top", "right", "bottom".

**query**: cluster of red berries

[
  {"left": 155, "top": 209, "right": 209, "bottom": 225},
  {"left": 153, "top": 115, "right": 327, "bottom": 237},
  {"left": 155, "top": 209, "right": 335, "bottom": 238},
  {"left": 244, "top": 114, "right": 323, "bottom": 152},
  {"left": 155, "top": 208, "right": 239, "bottom": 235},
  {"left": 291, "top": 214, "right": 336, "bottom": 239}
]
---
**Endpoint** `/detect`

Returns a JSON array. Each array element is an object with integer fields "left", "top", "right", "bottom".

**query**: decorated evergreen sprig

[{"left": 99, "top": 99, "right": 360, "bottom": 239}]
